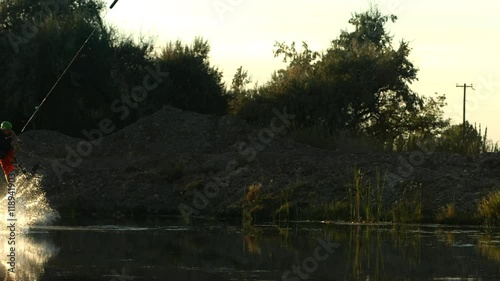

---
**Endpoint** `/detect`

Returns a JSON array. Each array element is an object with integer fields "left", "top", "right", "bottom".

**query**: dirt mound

[
  {"left": 6, "top": 106, "right": 500, "bottom": 223},
  {"left": 20, "top": 129, "right": 80, "bottom": 157}
]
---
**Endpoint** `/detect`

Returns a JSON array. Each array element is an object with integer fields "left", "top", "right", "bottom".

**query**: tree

[
  {"left": 317, "top": 5, "right": 420, "bottom": 131},
  {"left": 152, "top": 37, "right": 228, "bottom": 115},
  {"left": 230, "top": 66, "right": 251, "bottom": 96},
  {"left": 237, "top": 5, "right": 422, "bottom": 139},
  {"left": 0, "top": 0, "right": 153, "bottom": 135},
  {"left": 368, "top": 93, "right": 450, "bottom": 151},
  {"left": 228, "top": 66, "right": 252, "bottom": 115}
]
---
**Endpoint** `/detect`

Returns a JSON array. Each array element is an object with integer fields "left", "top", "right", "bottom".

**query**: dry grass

[
  {"left": 477, "top": 190, "right": 500, "bottom": 226},
  {"left": 246, "top": 183, "right": 262, "bottom": 203},
  {"left": 436, "top": 203, "right": 456, "bottom": 223}
]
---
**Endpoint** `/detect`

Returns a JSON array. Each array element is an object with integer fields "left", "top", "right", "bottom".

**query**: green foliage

[
  {"left": 228, "top": 66, "right": 252, "bottom": 115},
  {"left": 301, "top": 201, "right": 351, "bottom": 222},
  {"left": 370, "top": 93, "right": 450, "bottom": 151},
  {"left": 273, "top": 180, "right": 311, "bottom": 223},
  {"left": 322, "top": 6, "right": 420, "bottom": 131},
  {"left": 230, "top": 66, "right": 252, "bottom": 97},
  {"left": 229, "top": 7, "right": 495, "bottom": 155},
  {"left": 391, "top": 182, "right": 423, "bottom": 223},
  {"left": 0, "top": 1, "right": 227, "bottom": 136},
  {"left": 273, "top": 193, "right": 292, "bottom": 223},
  {"left": 437, "top": 122, "right": 498, "bottom": 154},
  {"left": 347, "top": 168, "right": 385, "bottom": 222},
  {"left": 231, "top": 6, "right": 429, "bottom": 147},
  {"left": 154, "top": 37, "right": 228, "bottom": 115},
  {"left": 2, "top": 1, "right": 497, "bottom": 157},
  {"left": 0, "top": 0, "right": 152, "bottom": 135}
]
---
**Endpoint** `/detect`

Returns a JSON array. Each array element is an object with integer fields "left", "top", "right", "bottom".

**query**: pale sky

[{"left": 105, "top": 0, "right": 500, "bottom": 143}]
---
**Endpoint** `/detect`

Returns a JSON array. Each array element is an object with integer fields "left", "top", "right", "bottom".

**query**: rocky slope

[{"left": 7, "top": 106, "right": 500, "bottom": 222}]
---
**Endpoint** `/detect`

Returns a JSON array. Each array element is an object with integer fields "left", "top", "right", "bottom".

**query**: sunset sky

[{"left": 105, "top": 0, "right": 500, "bottom": 142}]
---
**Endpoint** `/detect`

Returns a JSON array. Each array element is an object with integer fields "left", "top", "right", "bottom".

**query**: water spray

[{"left": 21, "top": 0, "right": 121, "bottom": 133}]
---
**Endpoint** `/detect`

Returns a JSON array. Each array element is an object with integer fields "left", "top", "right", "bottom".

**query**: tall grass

[
  {"left": 300, "top": 201, "right": 350, "bottom": 222},
  {"left": 477, "top": 190, "right": 500, "bottom": 226},
  {"left": 273, "top": 189, "right": 292, "bottom": 223},
  {"left": 436, "top": 123, "right": 499, "bottom": 155},
  {"left": 436, "top": 203, "right": 457, "bottom": 224},
  {"left": 347, "top": 168, "right": 384, "bottom": 222},
  {"left": 287, "top": 120, "right": 499, "bottom": 155},
  {"left": 391, "top": 182, "right": 423, "bottom": 223},
  {"left": 273, "top": 181, "right": 312, "bottom": 223}
]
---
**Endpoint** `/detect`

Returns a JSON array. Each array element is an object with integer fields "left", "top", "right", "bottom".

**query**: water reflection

[
  {"left": 247, "top": 223, "right": 499, "bottom": 281},
  {"left": 0, "top": 233, "right": 59, "bottom": 281},
  {"left": 244, "top": 235, "right": 262, "bottom": 255},
  {"left": 345, "top": 225, "right": 388, "bottom": 281},
  {"left": 478, "top": 234, "right": 500, "bottom": 263},
  {"left": 0, "top": 222, "right": 498, "bottom": 280}
]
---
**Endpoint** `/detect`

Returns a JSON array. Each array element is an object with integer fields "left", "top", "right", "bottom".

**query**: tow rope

[{"left": 21, "top": 0, "right": 121, "bottom": 133}]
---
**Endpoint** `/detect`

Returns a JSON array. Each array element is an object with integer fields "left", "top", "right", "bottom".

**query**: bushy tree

[
  {"left": 318, "top": 6, "right": 420, "bottom": 131},
  {"left": 437, "top": 122, "right": 493, "bottom": 154},
  {"left": 232, "top": 6, "right": 438, "bottom": 150},
  {"left": 228, "top": 66, "right": 252, "bottom": 115},
  {"left": 152, "top": 37, "right": 228, "bottom": 115},
  {"left": 369, "top": 93, "right": 450, "bottom": 151}
]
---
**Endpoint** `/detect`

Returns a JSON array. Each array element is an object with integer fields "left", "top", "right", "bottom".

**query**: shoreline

[{"left": 2, "top": 107, "right": 498, "bottom": 227}]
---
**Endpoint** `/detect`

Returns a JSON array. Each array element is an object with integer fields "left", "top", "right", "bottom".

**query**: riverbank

[{"left": 6, "top": 106, "right": 500, "bottom": 225}]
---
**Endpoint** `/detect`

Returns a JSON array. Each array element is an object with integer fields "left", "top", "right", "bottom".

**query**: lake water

[{"left": 1, "top": 218, "right": 499, "bottom": 281}]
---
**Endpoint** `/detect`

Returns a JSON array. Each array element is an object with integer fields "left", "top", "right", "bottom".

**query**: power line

[{"left": 456, "top": 83, "right": 474, "bottom": 141}]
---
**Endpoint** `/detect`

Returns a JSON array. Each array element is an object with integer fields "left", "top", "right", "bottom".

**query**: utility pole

[{"left": 456, "top": 83, "right": 474, "bottom": 142}]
